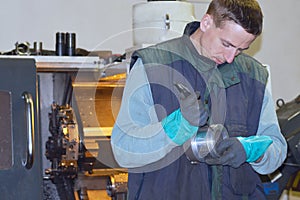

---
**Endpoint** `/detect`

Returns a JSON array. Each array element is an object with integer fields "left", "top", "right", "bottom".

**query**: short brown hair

[{"left": 207, "top": 0, "right": 263, "bottom": 36}]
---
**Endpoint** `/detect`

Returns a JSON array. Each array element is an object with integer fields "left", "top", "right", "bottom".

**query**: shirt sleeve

[
  {"left": 250, "top": 88, "right": 287, "bottom": 174},
  {"left": 110, "top": 58, "right": 178, "bottom": 168}
]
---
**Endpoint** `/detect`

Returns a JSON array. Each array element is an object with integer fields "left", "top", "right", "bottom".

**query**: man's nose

[{"left": 225, "top": 49, "right": 238, "bottom": 64}]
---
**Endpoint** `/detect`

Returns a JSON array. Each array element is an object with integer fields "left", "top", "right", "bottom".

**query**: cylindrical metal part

[
  {"left": 132, "top": 1, "right": 196, "bottom": 46},
  {"left": 55, "top": 32, "right": 66, "bottom": 56},
  {"left": 34, "top": 41, "right": 43, "bottom": 55},
  {"left": 66, "top": 32, "right": 76, "bottom": 56},
  {"left": 15, "top": 42, "right": 31, "bottom": 55},
  {"left": 184, "top": 124, "right": 229, "bottom": 163}
]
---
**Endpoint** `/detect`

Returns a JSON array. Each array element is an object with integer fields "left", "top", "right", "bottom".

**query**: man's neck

[{"left": 190, "top": 28, "right": 204, "bottom": 56}]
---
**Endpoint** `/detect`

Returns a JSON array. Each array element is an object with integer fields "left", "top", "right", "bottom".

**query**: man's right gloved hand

[
  {"left": 175, "top": 83, "right": 208, "bottom": 127},
  {"left": 205, "top": 135, "right": 273, "bottom": 168},
  {"left": 161, "top": 83, "right": 209, "bottom": 145}
]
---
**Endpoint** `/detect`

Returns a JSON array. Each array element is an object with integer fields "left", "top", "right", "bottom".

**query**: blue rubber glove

[
  {"left": 237, "top": 135, "right": 273, "bottom": 163},
  {"left": 161, "top": 109, "right": 198, "bottom": 145},
  {"left": 205, "top": 136, "right": 273, "bottom": 168},
  {"left": 162, "top": 83, "right": 208, "bottom": 145}
]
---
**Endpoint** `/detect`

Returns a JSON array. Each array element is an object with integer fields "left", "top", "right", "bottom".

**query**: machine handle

[{"left": 22, "top": 92, "right": 35, "bottom": 169}]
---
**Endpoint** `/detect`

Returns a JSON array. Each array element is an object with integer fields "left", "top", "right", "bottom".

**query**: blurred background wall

[{"left": 0, "top": 0, "right": 299, "bottom": 103}]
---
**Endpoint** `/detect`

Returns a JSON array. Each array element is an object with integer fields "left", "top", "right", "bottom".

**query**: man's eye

[{"left": 222, "top": 42, "right": 230, "bottom": 48}]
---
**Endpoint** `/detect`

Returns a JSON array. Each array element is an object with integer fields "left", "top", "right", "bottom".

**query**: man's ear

[{"left": 200, "top": 14, "right": 213, "bottom": 32}]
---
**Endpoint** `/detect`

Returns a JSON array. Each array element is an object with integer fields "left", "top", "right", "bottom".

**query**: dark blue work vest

[{"left": 127, "top": 22, "right": 268, "bottom": 200}]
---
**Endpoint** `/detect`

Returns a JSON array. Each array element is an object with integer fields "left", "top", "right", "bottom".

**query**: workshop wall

[
  {"left": 0, "top": 0, "right": 299, "bottom": 102},
  {"left": 249, "top": 0, "right": 300, "bottom": 104}
]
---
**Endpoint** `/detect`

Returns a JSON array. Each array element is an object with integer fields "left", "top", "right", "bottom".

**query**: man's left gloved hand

[
  {"left": 205, "top": 136, "right": 273, "bottom": 168},
  {"left": 205, "top": 137, "right": 246, "bottom": 168}
]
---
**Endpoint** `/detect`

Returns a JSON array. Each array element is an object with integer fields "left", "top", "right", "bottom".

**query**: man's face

[{"left": 200, "top": 14, "right": 256, "bottom": 64}]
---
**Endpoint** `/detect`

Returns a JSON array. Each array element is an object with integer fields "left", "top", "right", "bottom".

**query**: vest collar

[{"left": 218, "top": 63, "right": 241, "bottom": 88}]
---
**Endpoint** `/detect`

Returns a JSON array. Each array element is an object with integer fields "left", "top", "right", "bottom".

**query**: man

[{"left": 111, "top": 0, "right": 287, "bottom": 199}]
